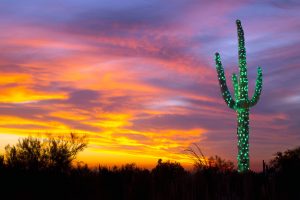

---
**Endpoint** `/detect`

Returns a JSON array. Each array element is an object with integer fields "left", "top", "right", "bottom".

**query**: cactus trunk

[
  {"left": 237, "top": 108, "right": 249, "bottom": 171},
  {"left": 214, "top": 20, "right": 263, "bottom": 172}
]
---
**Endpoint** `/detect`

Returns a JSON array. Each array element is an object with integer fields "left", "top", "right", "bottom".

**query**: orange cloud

[
  {"left": 0, "top": 85, "right": 67, "bottom": 103},
  {"left": 0, "top": 73, "right": 33, "bottom": 85}
]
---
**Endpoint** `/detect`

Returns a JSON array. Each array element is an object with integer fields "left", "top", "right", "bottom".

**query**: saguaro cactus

[{"left": 214, "top": 20, "right": 263, "bottom": 172}]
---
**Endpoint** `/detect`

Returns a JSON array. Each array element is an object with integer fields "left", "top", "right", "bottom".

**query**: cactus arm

[
  {"left": 236, "top": 20, "right": 249, "bottom": 102},
  {"left": 215, "top": 52, "right": 236, "bottom": 110},
  {"left": 249, "top": 67, "right": 263, "bottom": 107},
  {"left": 231, "top": 73, "right": 239, "bottom": 100}
]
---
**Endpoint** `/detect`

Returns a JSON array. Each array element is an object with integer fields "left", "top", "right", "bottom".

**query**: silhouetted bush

[
  {"left": 186, "top": 143, "right": 235, "bottom": 172},
  {"left": 45, "top": 133, "right": 87, "bottom": 171},
  {"left": 269, "top": 146, "right": 300, "bottom": 173},
  {"left": 3, "top": 133, "right": 87, "bottom": 172},
  {"left": 151, "top": 159, "right": 188, "bottom": 199},
  {"left": 207, "top": 155, "right": 235, "bottom": 172},
  {"left": 267, "top": 146, "right": 300, "bottom": 200},
  {"left": 152, "top": 159, "right": 186, "bottom": 180},
  {"left": 5, "top": 137, "right": 45, "bottom": 170}
]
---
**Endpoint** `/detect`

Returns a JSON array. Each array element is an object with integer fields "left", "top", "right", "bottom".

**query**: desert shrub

[
  {"left": 207, "top": 155, "right": 235, "bottom": 172},
  {"left": 152, "top": 159, "right": 186, "bottom": 180},
  {"left": 3, "top": 133, "right": 87, "bottom": 172},
  {"left": 0, "top": 154, "right": 4, "bottom": 168},
  {"left": 269, "top": 146, "right": 300, "bottom": 173},
  {"left": 5, "top": 137, "right": 45, "bottom": 170},
  {"left": 186, "top": 143, "right": 235, "bottom": 172},
  {"left": 268, "top": 146, "right": 300, "bottom": 200},
  {"left": 44, "top": 133, "right": 87, "bottom": 171}
]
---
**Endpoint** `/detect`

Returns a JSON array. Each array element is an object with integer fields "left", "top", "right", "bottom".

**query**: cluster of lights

[{"left": 214, "top": 20, "right": 263, "bottom": 172}]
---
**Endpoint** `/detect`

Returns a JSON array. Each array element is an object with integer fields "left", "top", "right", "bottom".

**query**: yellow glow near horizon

[
  {"left": 0, "top": 127, "right": 206, "bottom": 168},
  {"left": 0, "top": 133, "right": 196, "bottom": 170},
  {"left": 0, "top": 86, "right": 67, "bottom": 103}
]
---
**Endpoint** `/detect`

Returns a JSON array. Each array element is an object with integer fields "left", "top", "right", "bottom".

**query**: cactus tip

[
  {"left": 236, "top": 19, "right": 241, "bottom": 25},
  {"left": 215, "top": 52, "right": 219, "bottom": 56},
  {"left": 258, "top": 66, "right": 262, "bottom": 72}
]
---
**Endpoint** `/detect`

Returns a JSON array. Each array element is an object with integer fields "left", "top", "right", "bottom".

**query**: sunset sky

[{"left": 0, "top": 0, "right": 299, "bottom": 171}]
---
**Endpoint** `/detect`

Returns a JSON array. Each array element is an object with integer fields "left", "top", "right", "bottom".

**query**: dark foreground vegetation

[{"left": 0, "top": 135, "right": 299, "bottom": 200}]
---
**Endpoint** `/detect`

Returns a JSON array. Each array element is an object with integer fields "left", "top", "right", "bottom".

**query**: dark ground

[
  {"left": 1, "top": 136, "right": 299, "bottom": 200},
  {"left": 0, "top": 162, "right": 299, "bottom": 200}
]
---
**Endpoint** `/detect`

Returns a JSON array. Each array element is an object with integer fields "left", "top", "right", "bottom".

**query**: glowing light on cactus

[{"left": 214, "top": 20, "right": 263, "bottom": 172}]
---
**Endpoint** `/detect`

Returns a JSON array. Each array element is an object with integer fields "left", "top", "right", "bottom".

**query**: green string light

[{"left": 214, "top": 20, "right": 263, "bottom": 172}]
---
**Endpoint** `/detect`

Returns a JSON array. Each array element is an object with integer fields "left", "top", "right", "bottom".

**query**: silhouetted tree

[
  {"left": 3, "top": 133, "right": 87, "bottom": 172},
  {"left": 45, "top": 133, "right": 87, "bottom": 171},
  {"left": 5, "top": 137, "right": 45, "bottom": 170},
  {"left": 268, "top": 147, "right": 300, "bottom": 199},
  {"left": 269, "top": 146, "right": 300, "bottom": 173}
]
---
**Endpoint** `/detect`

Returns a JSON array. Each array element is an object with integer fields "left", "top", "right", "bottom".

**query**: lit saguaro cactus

[{"left": 214, "top": 20, "right": 263, "bottom": 172}]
